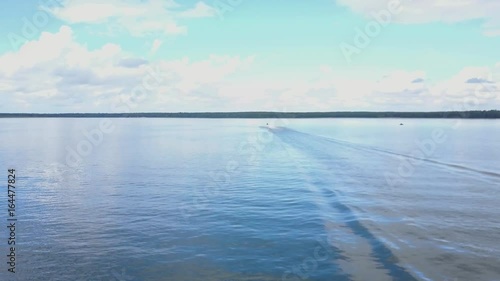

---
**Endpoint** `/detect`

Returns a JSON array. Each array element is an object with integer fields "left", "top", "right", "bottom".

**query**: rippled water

[{"left": 0, "top": 118, "right": 499, "bottom": 281}]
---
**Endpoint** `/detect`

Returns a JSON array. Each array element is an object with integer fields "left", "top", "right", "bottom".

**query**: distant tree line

[{"left": 0, "top": 110, "right": 499, "bottom": 118}]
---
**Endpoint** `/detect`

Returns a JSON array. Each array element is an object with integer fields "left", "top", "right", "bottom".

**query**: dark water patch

[
  {"left": 325, "top": 190, "right": 417, "bottom": 281},
  {"left": 270, "top": 127, "right": 418, "bottom": 281}
]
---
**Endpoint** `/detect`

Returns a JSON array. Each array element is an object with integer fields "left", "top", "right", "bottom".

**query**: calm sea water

[{"left": 0, "top": 118, "right": 499, "bottom": 281}]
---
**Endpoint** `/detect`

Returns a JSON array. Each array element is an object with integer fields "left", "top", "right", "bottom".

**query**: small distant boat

[
  {"left": 400, "top": 123, "right": 404, "bottom": 125},
  {"left": 260, "top": 123, "right": 277, "bottom": 130}
]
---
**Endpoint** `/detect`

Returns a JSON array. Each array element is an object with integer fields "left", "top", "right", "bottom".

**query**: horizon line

[
  {"left": 0, "top": 110, "right": 499, "bottom": 114},
  {"left": 0, "top": 110, "right": 499, "bottom": 119}
]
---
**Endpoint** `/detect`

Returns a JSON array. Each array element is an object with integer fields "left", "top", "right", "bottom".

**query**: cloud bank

[
  {"left": 0, "top": 26, "right": 498, "bottom": 112},
  {"left": 336, "top": 0, "right": 500, "bottom": 36}
]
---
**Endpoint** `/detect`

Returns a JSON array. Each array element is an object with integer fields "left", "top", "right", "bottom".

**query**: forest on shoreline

[{"left": 1, "top": 110, "right": 499, "bottom": 119}]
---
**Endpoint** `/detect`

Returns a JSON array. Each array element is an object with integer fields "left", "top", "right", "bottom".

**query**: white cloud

[
  {"left": 44, "top": 0, "right": 216, "bottom": 36},
  {"left": 0, "top": 26, "right": 256, "bottom": 112},
  {"left": 306, "top": 66, "right": 500, "bottom": 111},
  {"left": 0, "top": 26, "right": 498, "bottom": 112},
  {"left": 336, "top": 0, "right": 500, "bottom": 36},
  {"left": 348, "top": 66, "right": 500, "bottom": 110},
  {"left": 431, "top": 66, "right": 500, "bottom": 106},
  {"left": 150, "top": 39, "right": 163, "bottom": 55},
  {"left": 0, "top": 26, "right": 126, "bottom": 78},
  {"left": 178, "top": 2, "right": 218, "bottom": 18},
  {"left": 374, "top": 70, "right": 427, "bottom": 94}
]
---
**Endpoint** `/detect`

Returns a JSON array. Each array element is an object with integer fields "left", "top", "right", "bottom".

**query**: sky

[{"left": 0, "top": 0, "right": 499, "bottom": 113}]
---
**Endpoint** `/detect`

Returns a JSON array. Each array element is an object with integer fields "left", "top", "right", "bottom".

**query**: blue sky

[{"left": 0, "top": 0, "right": 499, "bottom": 112}]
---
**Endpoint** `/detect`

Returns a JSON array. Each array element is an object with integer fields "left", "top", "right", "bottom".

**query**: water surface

[{"left": 0, "top": 118, "right": 499, "bottom": 281}]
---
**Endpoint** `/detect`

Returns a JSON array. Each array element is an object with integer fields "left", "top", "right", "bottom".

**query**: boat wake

[
  {"left": 262, "top": 126, "right": 497, "bottom": 281},
  {"left": 268, "top": 126, "right": 500, "bottom": 180},
  {"left": 266, "top": 126, "right": 422, "bottom": 281}
]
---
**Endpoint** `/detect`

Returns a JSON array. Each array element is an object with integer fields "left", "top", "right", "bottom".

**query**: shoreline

[{"left": 0, "top": 111, "right": 499, "bottom": 119}]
